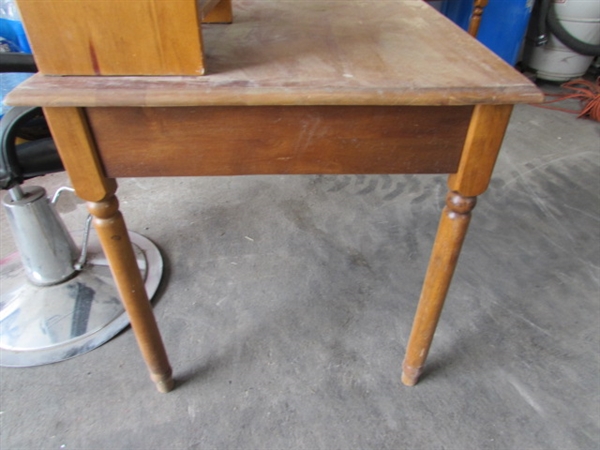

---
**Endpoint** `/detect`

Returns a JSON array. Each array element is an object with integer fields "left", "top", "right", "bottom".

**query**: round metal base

[{"left": 0, "top": 231, "right": 163, "bottom": 367}]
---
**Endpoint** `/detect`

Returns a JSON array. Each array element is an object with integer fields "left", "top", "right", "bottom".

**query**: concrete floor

[{"left": 0, "top": 99, "right": 598, "bottom": 449}]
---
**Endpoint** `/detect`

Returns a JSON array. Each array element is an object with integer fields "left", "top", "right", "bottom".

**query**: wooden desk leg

[
  {"left": 401, "top": 192, "right": 476, "bottom": 385},
  {"left": 401, "top": 104, "right": 513, "bottom": 386},
  {"left": 43, "top": 107, "right": 174, "bottom": 393},
  {"left": 88, "top": 197, "right": 174, "bottom": 393},
  {"left": 468, "top": 0, "right": 489, "bottom": 38},
  {"left": 202, "top": 0, "right": 233, "bottom": 23}
]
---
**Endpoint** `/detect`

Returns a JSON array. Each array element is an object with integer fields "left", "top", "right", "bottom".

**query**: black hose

[
  {"left": 536, "top": 0, "right": 551, "bottom": 46},
  {"left": 546, "top": 3, "right": 600, "bottom": 57},
  {"left": 0, "top": 52, "right": 37, "bottom": 73},
  {"left": 0, "top": 107, "right": 61, "bottom": 190},
  {"left": 15, "top": 138, "right": 63, "bottom": 180}
]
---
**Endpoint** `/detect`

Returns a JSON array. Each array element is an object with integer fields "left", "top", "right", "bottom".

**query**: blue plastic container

[
  {"left": 0, "top": 18, "right": 31, "bottom": 53},
  {"left": 442, "top": 0, "right": 534, "bottom": 65},
  {"left": 441, "top": 0, "right": 473, "bottom": 31}
]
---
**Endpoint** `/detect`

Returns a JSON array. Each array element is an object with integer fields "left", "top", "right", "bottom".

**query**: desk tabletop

[{"left": 6, "top": 0, "right": 543, "bottom": 107}]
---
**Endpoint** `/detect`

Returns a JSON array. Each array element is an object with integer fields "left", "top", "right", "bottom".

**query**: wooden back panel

[{"left": 15, "top": 0, "right": 232, "bottom": 76}]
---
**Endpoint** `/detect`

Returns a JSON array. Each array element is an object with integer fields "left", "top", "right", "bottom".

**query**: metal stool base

[{"left": 0, "top": 230, "right": 163, "bottom": 367}]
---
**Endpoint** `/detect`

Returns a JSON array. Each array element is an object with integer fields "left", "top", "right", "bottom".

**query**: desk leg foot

[
  {"left": 402, "top": 191, "right": 476, "bottom": 386},
  {"left": 88, "top": 195, "right": 174, "bottom": 393},
  {"left": 152, "top": 372, "right": 175, "bottom": 393},
  {"left": 401, "top": 364, "right": 422, "bottom": 387}
]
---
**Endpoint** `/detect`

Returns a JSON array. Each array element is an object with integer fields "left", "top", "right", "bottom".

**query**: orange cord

[{"left": 534, "top": 77, "right": 600, "bottom": 122}]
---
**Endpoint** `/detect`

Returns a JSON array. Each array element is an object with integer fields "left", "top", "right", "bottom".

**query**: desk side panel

[
  {"left": 16, "top": 0, "right": 205, "bottom": 75},
  {"left": 86, "top": 106, "right": 472, "bottom": 177}
]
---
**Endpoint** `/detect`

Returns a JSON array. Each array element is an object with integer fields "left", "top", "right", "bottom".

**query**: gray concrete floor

[{"left": 0, "top": 100, "right": 598, "bottom": 449}]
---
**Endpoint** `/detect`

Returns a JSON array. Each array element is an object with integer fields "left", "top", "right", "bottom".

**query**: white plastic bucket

[{"left": 525, "top": 0, "right": 600, "bottom": 82}]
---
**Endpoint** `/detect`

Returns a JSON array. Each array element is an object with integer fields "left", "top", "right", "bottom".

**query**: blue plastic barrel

[
  {"left": 441, "top": 0, "right": 473, "bottom": 31},
  {"left": 442, "top": 0, "right": 535, "bottom": 65}
]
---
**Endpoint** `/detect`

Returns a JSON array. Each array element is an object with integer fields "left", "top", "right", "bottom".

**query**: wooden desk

[{"left": 7, "top": 0, "right": 543, "bottom": 392}]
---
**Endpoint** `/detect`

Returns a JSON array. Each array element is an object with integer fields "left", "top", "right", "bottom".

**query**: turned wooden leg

[
  {"left": 401, "top": 104, "right": 513, "bottom": 386},
  {"left": 468, "top": 0, "right": 489, "bottom": 38},
  {"left": 202, "top": 0, "right": 233, "bottom": 23},
  {"left": 88, "top": 195, "right": 174, "bottom": 393},
  {"left": 401, "top": 191, "right": 476, "bottom": 386},
  {"left": 42, "top": 107, "right": 175, "bottom": 392}
]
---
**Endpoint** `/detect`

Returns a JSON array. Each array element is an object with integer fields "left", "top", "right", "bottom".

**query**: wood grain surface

[
  {"left": 84, "top": 105, "right": 472, "bottom": 177},
  {"left": 42, "top": 107, "right": 117, "bottom": 202},
  {"left": 16, "top": 0, "right": 206, "bottom": 75},
  {"left": 8, "top": 0, "right": 542, "bottom": 107},
  {"left": 448, "top": 104, "right": 514, "bottom": 196}
]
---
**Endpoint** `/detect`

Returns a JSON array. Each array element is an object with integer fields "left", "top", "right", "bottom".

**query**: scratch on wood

[{"left": 88, "top": 41, "right": 101, "bottom": 75}]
